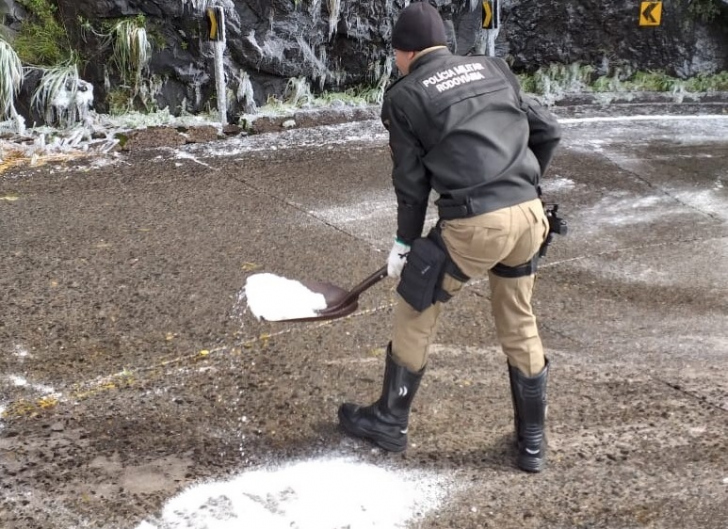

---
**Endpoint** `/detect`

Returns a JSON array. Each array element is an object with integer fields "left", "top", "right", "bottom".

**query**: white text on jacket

[{"left": 422, "top": 63, "right": 486, "bottom": 93}]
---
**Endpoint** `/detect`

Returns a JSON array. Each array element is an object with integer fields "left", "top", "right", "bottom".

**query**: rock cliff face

[{"left": 3, "top": 0, "right": 728, "bottom": 120}]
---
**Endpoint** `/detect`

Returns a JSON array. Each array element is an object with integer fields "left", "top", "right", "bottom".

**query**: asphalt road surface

[{"left": 1, "top": 109, "right": 727, "bottom": 529}]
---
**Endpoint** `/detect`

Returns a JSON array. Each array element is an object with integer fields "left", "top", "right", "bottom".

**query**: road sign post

[
  {"left": 207, "top": 7, "right": 227, "bottom": 126},
  {"left": 481, "top": 0, "right": 500, "bottom": 57}
]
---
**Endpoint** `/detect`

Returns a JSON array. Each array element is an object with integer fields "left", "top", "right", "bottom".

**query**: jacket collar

[{"left": 409, "top": 47, "right": 451, "bottom": 73}]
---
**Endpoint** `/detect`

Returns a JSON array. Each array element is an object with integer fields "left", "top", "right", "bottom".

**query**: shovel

[{"left": 284, "top": 265, "right": 388, "bottom": 322}]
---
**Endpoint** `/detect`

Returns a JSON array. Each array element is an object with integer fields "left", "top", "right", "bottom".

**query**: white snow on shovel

[{"left": 244, "top": 273, "right": 327, "bottom": 321}]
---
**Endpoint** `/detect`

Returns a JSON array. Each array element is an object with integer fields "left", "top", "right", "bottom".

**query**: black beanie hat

[{"left": 392, "top": 2, "right": 447, "bottom": 52}]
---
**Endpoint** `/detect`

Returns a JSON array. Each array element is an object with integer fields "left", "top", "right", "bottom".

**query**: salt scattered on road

[
  {"left": 136, "top": 456, "right": 452, "bottom": 529},
  {"left": 244, "top": 273, "right": 328, "bottom": 321},
  {"left": 13, "top": 345, "right": 29, "bottom": 357},
  {"left": 6, "top": 375, "right": 56, "bottom": 394},
  {"left": 9, "top": 375, "right": 28, "bottom": 387}
]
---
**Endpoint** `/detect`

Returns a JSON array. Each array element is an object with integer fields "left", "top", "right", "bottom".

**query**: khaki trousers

[{"left": 391, "top": 198, "right": 549, "bottom": 376}]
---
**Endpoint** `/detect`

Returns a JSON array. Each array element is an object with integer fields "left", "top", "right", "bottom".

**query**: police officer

[{"left": 338, "top": 2, "right": 562, "bottom": 473}]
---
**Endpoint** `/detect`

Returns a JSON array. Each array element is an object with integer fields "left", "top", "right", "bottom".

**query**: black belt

[
  {"left": 438, "top": 203, "right": 470, "bottom": 220},
  {"left": 438, "top": 195, "right": 493, "bottom": 220}
]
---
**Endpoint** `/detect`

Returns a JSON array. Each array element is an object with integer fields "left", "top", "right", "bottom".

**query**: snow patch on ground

[
  {"left": 583, "top": 193, "right": 672, "bottom": 227},
  {"left": 579, "top": 185, "right": 728, "bottom": 231},
  {"left": 135, "top": 455, "right": 454, "bottom": 529},
  {"left": 173, "top": 150, "right": 213, "bottom": 168},
  {"left": 310, "top": 190, "right": 395, "bottom": 224},
  {"left": 541, "top": 176, "right": 576, "bottom": 193},
  {"left": 670, "top": 188, "right": 728, "bottom": 222},
  {"left": 561, "top": 115, "right": 728, "bottom": 152},
  {"left": 2, "top": 112, "right": 727, "bottom": 177},
  {"left": 182, "top": 120, "right": 388, "bottom": 159}
]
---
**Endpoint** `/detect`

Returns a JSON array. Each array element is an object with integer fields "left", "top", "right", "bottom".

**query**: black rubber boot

[
  {"left": 509, "top": 360, "right": 549, "bottom": 473},
  {"left": 338, "top": 345, "right": 423, "bottom": 452}
]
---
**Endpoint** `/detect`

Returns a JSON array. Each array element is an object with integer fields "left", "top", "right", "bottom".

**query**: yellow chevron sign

[
  {"left": 482, "top": 0, "right": 498, "bottom": 29},
  {"left": 207, "top": 7, "right": 221, "bottom": 40},
  {"left": 639, "top": 1, "right": 662, "bottom": 26}
]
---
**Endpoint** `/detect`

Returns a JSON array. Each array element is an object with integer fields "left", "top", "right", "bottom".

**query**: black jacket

[{"left": 381, "top": 48, "right": 562, "bottom": 244}]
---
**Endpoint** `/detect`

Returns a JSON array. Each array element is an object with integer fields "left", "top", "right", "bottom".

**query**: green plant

[
  {"left": 0, "top": 38, "right": 24, "bottom": 120},
  {"left": 110, "top": 17, "right": 152, "bottom": 91},
  {"left": 516, "top": 62, "right": 728, "bottom": 96},
  {"left": 592, "top": 74, "right": 622, "bottom": 92},
  {"left": 30, "top": 63, "right": 83, "bottom": 126},
  {"left": 516, "top": 73, "right": 539, "bottom": 95},
  {"left": 625, "top": 70, "right": 680, "bottom": 91},
  {"left": 516, "top": 64, "right": 592, "bottom": 96},
  {"left": 76, "top": 15, "right": 155, "bottom": 107},
  {"left": 284, "top": 77, "right": 314, "bottom": 106},
  {"left": 106, "top": 73, "right": 162, "bottom": 116},
  {"left": 682, "top": 71, "right": 728, "bottom": 91},
  {"left": 14, "top": 0, "right": 71, "bottom": 65},
  {"left": 318, "top": 88, "right": 361, "bottom": 105},
  {"left": 107, "top": 86, "right": 134, "bottom": 116}
]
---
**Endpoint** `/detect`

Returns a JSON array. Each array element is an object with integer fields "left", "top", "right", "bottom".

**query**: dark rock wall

[
  {"left": 4, "top": 0, "right": 728, "bottom": 119},
  {"left": 504, "top": 0, "right": 728, "bottom": 77}
]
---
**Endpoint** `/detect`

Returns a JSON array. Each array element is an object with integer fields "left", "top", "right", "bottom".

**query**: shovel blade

[
  {"left": 301, "top": 280, "right": 350, "bottom": 309},
  {"left": 264, "top": 266, "right": 387, "bottom": 323},
  {"left": 261, "top": 280, "right": 354, "bottom": 323}
]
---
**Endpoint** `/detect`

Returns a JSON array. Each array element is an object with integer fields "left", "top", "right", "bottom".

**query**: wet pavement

[{"left": 1, "top": 108, "right": 727, "bottom": 529}]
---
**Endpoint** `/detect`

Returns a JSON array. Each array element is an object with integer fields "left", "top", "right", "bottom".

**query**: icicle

[
  {"left": 234, "top": 70, "right": 257, "bottom": 114},
  {"left": 309, "top": 0, "right": 322, "bottom": 22},
  {"left": 328, "top": 0, "right": 342, "bottom": 40},
  {"left": 295, "top": 36, "right": 330, "bottom": 90}
]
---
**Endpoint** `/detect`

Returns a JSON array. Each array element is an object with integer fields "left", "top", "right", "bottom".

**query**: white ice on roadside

[
  {"left": 244, "top": 273, "right": 328, "bottom": 321},
  {"left": 135, "top": 456, "right": 452, "bottom": 529}
]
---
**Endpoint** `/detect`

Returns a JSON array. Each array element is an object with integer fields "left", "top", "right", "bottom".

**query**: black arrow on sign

[{"left": 642, "top": 2, "right": 658, "bottom": 23}]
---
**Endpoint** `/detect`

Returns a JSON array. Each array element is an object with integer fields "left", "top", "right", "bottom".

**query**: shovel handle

[{"left": 341, "top": 265, "right": 388, "bottom": 305}]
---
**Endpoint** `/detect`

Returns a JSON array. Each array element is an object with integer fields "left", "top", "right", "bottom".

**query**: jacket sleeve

[
  {"left": 522, "top": 95, "right": 562, "bottom": 176},
  {"left": 382, "top": 93, "right": 430, "bottom": 245}
]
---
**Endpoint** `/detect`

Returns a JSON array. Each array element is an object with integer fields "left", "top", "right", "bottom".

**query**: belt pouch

[{"left": 396, "top": 237, "right": 448, "bottom": 312}]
